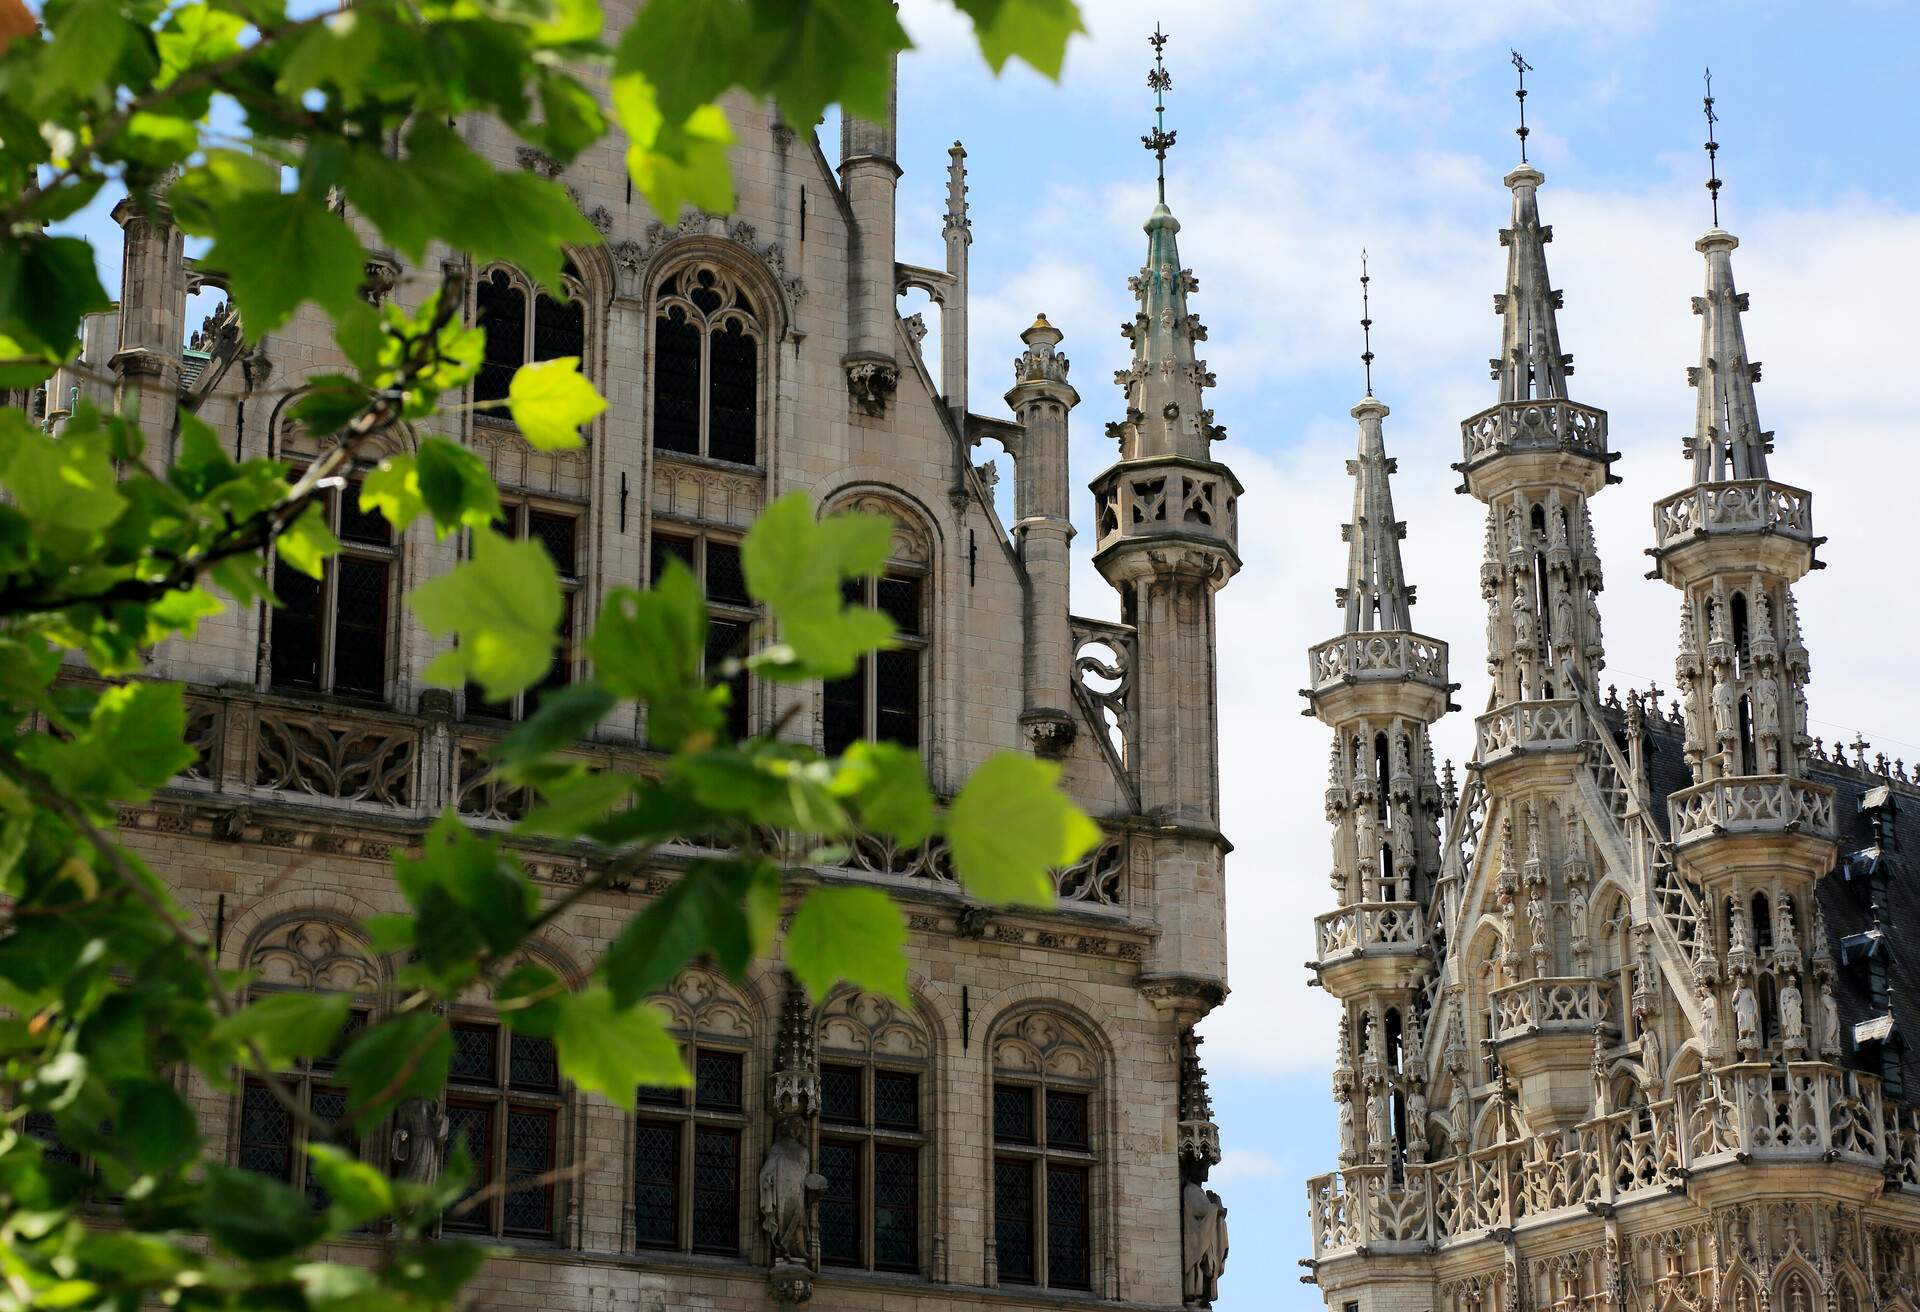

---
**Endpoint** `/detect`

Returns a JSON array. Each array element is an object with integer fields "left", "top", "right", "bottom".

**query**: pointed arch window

[
  {"left": 816, "top": 991, "right": 931, "bottom": 1275},
  {"left": 990, "top": 1011, "right": 1099, "bottom": 1292},
  {"left": 651, "top": 263, "right": 763, "bottom": 465},
  {"left": 823, "top": 503, "right": 932, "bottom": 758},
  {"left": 475, "top": 262, "right": 588, "bottom": 416}
]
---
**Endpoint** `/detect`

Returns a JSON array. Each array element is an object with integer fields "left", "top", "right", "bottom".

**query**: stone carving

[
  {"left": 1779, "top": 975, "right": 1806, "bottom": 1051},
  {"left": 253, "top": 709, "right": 417, "bottom": 806},
  {"left": 1336, "top": 1082, "right": 1357, "bottom": 1163},
  {"left": 390, "top": 1098, "right": 449, "bottom": 1186},
  {"left": 1734, "top": 982, "right": 1760, "bottom": 1053},
  {"left": 843, "top": 358, "right": 900, "bottom": 415},
  {"left": 611, "top": 212, "right": 805, "bottom": 316},
  {"left": 248, "top": 917, "right": 381, "bottom": 993},
  {"left": 759, "top": 1115, "right": 827, "bottom": 1267},
  {"left": 1698, "top": 984, "right": 1723, "bottom": 1060},
  {"left": 1819, "top": 979, "right": 1842, "bottom": 1058},
  {"left": 1181, "top": 1179, "right": 1228, "bottom": 1307}
]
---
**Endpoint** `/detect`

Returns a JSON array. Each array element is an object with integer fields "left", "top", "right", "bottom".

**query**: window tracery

[
  {"left": 651, "top": 263, "right": 763, "bottom": 465},
  {"left": 475, "top": 261, "right": 588, "bottom": 416},
  {"left": 269, "top": 474, "right": 397, "bottom": 700},
  {"left": 991, "top": 1009, "right": 1099, "bottom": 1291}
]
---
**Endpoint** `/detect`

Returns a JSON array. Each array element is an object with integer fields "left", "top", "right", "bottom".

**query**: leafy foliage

[{"left": 0, "top": 0, "right": 1085, "bottom": 1306}]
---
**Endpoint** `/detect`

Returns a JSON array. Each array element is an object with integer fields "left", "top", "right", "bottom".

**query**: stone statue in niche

[
  {"left": 1405, "top": 1085, "right": 1429, "bottom": 1164},
  {"left": 1819, "top": 979, "right": 1842, "bottom": 1058},
  {"left": 1698, "top": 984, "right": 1723, "bottom": 1060},
  {"left": 1779, "top": 976, "right": 1806, "bottom": 1051},
  {"left": 1336, "top": 1083, "right": 1357, "bottom": 1164},
  {"left": 759, "top": 1115, "right": 828, "bottom": 1268},
  {"left": 1180, "top": 1167, "right": 1229, "bottom": 1307},
  {"left": 1734, "top": 982, "right": 1760, "bottom": 1053},
  {"left": 1567, "top": 883, "right": 1590, "bottom": 963},
  {"left": 1511, "top": 582, "right": 1535, "bottom": 653},
  {"left": 390, "top": 1098, "right": 449, "bottom": 1187},
  {"left": 1711, "top": 667, "right": 1736, "bottom": 744},
  {"left": 1365, "top": 1081, "right": 1389, "bottom": 1163}
]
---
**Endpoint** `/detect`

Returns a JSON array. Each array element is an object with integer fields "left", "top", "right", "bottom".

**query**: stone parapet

[
  {"left": 1455, "top": 398, "right": 1614, "bottom": 500},
  {"left": 1667, "top": 774, "right": 1835, "bottom": 846},
  {"left": 1474, "top": 698, "right": 1584, "bottom": 765}
]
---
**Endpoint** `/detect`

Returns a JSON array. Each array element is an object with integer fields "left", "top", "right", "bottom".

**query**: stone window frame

[
  {"left": 646, "top": 258, "right": 767, "bottom": 467},
  {"left": 472, "top": 259, "right": 591, "bottom": 423},
  {"left": 438, "top": 1014, "right": 569, "bottom": 1243},
  {"left": 265, "top": 468, "right": 402, "bottom": 703},
  {"left": 232, "top": 1000, "right": 369, "bottom": 1207},
  {"left": 817, "top": 492, "right": 937, "bottom": 761}
]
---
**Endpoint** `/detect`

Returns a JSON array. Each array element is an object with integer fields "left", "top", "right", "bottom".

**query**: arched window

[
  {"left": 991, "top": 1010, "right": 1099, "bottom": 1292},
  {"left": 475, "top": 262, "right": 587, "bottom": 414},
  {"left": 442, "top": 1016, "right": 563, "bottom": 1238},
  {"left": 816, "top": 990, "right": 931, "bottom": 1274},
  {"left": 823, "top": 498, "right": 932, "bottom": 756},
  {"left": 651, "top": 263, "right": 763, "bottom": 464},
  {"left": 632, "top": 971, "right": 754, "bottom": 1256},
  {"left": 269, "top": 470, "right": 397, "bottom": 700}
]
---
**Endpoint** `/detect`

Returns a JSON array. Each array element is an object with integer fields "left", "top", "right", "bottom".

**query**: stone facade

[
  {"left": 1305, "top": 142, "right": 1920, "bottom": 1310},
  {"left": 20, "top": 50, "right": 1238, "bottom": 1312}
]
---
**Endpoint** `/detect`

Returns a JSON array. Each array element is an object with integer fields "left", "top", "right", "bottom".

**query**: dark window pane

[
  {"left": 238, "top": 1081, "right": 293, "bottom": 1182},
  {"left": 1045, "top": 1090, "right": 1089, "bottom": 1151},
  {"left": 650, "top": 532, "right": 695, "bottom": 585},
  {"left": 820, "top": 1064, "right": 862, "bottom": 1126},
  {"left": 528, "top": 511, "right": 578, "bottom": 577},
  {"left": 823, "top": 663, "right": 864, "bottom": 758},
  {"left": 23, "top": 1111, "right": 80, "bottom": 1170},
  {"left": 636, "top": 1083, "right": 686, "bottom": 1109},
  {"left": 331, "top": 558, "right": 389, "bottom": 698},
  {"left": 466, "top": 680, "right": 513, "bottom": 721},
  {"left": 694, "top": 1049, "right": 743, "bottom": 1112},
  {"left": 993, "top": 1084, "right": 1034, "bottom": 1145},
  {"left": 874, "top": 649, "right": 919, "bottom": 749},
  {"left": 525, "top": 597, "right": 574, "bottom": 718},
  {"left": 874, "top": 1145, "right": 918, "bottom": 1272},
  {"left": 653, "top": 308, "right": 701, "bottom": 455},
  {"left": 690, "top": 1126, "right": 739, "bottom": 1253},
  {"left": 443, "top": 1102, "right": 494, "bottom": 1232},
  {"left": 533, "top": 291, "right": 584, "bottom": 365},
  {"left": 876, "top": 575, "right": 922, "bottom": 636},
  {"left": 706, "top": 617, "right": 751, "bottom": 743},
  {"left": 449, "top": 1024, "right": 499, "bottom": 1086},
  {"left": 269, "top": 562, "right": 322, "bottom": 691},
  {"left": 707, "top": 320, "right": 757, "bottom": 465},
  {"left": 476, "top": 271, "right": 526, "bottom": 410},
  {"left": 818, "top": 1138, "right": 861, "bottom": 1267},
  {"left": 305, "top": 1086, "right": 350, "bottom": 1209},
  {"left": 632, "top": 1120, "right": 679, "bottom": 1249},
  {"left": 873, "top": 1070, "right": 919, "bottom": 1132},
  {"left": 704, "top": 540, "right": 749, "bottom": 606},
  {"left": 994, "top": 1158, "right": 1035, "bottom": 1285},
  {"left": 509, "top": 1035, "right": 559, "bottom": 1093},
  {"left": 502, "top": 1107, "right": 555, "bottom": 1236},
  {"left": 688, "top": 269, "right": 723, "bottom": 316},
  {"left": 1046, "top": 1164, "right": 1091, "bottom": 1289},
  {"left": 311, "top": 1010, "right": 367, "bottom": 1072}
]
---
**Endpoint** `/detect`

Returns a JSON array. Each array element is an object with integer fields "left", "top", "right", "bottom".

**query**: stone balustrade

[
  {"left": 1474, "top": 698, "right": 1584, "bottom": 764},
  {"left": 1458, "top": 398, "right": 1610, "bottom": 467},
  {"left": 1314, "top": 901, "right": 1425, "bottom": 962},
  {"left": 1306, "top": 632, "right": 1449, "bottom": 692},
  {"left": 1307, "top": 1062, "right": 1912, "bottom": 1256},
  {"left": 1489, "top": 977, "right": 1610, "bottom": 1039},
  {"left": 1666, "top": 774, "right": 1836, "bottom": 846},
  {"left": 1651, "top": 478, "right": 1814, "bottom": 552}
]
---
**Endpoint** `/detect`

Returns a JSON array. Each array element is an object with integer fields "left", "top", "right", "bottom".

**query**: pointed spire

[
  {"left": 1686, "top": 78, "right": 1772, "bottom": 482},
  {"left": 1511, "top": 50, "right": 1534, "bottom": 164},
  {"left": 944, "top": 141, "right": 970, "bottom": 239},
  {"left": 1492, "top": 158, "right": 1573, "bottom": 401},
  {"left": 1143, "top": 26, "right": 1175, "bottom": 203},
  {"left": 1338, "top": 261, "right": 1414, "bottom": 633}
]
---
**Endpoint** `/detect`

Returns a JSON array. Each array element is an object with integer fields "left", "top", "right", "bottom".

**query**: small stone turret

[
  {"left": 940, "top": 142, "right": 970, "bottom": 423},
  {"left": 110, "top": 190, "right": 186, "bottom": 468},
  {"left": 839, "top": 56, "right": 901, "bottom": 415},
  {"left": 1006, "top": 314, "right": 1078, "bottom": 757}
]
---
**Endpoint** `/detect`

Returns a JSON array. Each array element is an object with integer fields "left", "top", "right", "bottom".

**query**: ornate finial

[
  {"left": 1703, "top": 67, "right": 1722, "bottom": 227},
  {"left": 1511, "top": 50, "right": 1534, "bottom": 163},
  {"left": 945, "top": 140, "right": 970, "bottom": 236},
  {"left": 1359, "top": 250, "right": 1375, "bottom": 398},
  {"left": 1143, "top": 25, "right": 1176, "bottom": 202}
]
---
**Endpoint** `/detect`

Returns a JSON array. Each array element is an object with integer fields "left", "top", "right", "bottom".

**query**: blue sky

[
  {"left": 895, "top": 3, "right": 1920, "bottom": 1306},
  {"left": 50, "top": 2, "right": 1920, "bottom": 1305}
]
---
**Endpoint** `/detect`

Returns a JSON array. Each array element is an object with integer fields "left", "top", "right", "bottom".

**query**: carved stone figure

[
  {"left": 1734, "top": 982, "right": 1760, "bottom": 1052},
  {"left": 1526, "top": 895, "right": 1549, "bottom": 961},
  {"left": 759, "top": 1115, "right": 828, "bottom": 1267},
  {"left": 1583, "top": 590, "right": 1605, "bottom": 656},
  {"left": 1755, "top": 675, "right": 1781, "bottom": 737},
  {"left": 1819, "top": 979, "right": 1842, "bottom": 1058},
  {"left": 1779, "top": 976, "right": 1806, "bottom": 1051},
  {"left": 1181, "top": 1179, "right": 1228, "bottom": 1306},
  {"left": 1568, "top": 883, "right": 1590, "bottom": 961},
  {"left": 1365, "top": 1083, "right": 1389, "bottom": 1161},
  {"left": 1405, "top": 1086, "right": 1429, "bottom": 1164},
  {"left": 1554, "top": 592, "right": 1576, "bottom": 651},
  {"left": 1698, "top": 985, "right": 1723, "bottom": 1060},
  {"left": 1511, "top": 583, "right": 1534, "bottom": 652},
  {"left": 1711, "top": 667, "right": 1736, "bottom": 743},
  {"left": 1640, "top": 1024, "right": 1663, "bottom": 1090},
  {"left": 390, "top": 1098, "right": 449, "bottom": 1186},
  {"left": 1336, "top": 1085, "right": 1357, "bottom": 1163}
]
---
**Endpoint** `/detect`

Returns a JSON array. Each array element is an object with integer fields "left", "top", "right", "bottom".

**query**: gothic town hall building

[
  {"left": 22, "top": 53, "right": 1238, "bottom": 1312},
  {"left": 1304, "top": 121, "right": 1920, "bottom": 1312}
]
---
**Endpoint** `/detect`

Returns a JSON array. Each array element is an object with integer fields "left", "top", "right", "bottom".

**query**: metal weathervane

[
  {"left": 1512, "top": 49, "right": 1534, "bottom": 162},
  {"left": 1703, "top": 67, "right": 1723, "bottom": 226},
  {"left": 1143, "top": 25, "right": 1176, "bottom": 201},
  {"left": 1360, "top": 251, "right": 1376, "bottom": 397}
]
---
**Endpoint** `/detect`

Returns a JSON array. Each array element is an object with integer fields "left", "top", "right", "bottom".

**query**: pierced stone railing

[
  {"left": 1306, "top": 1063, "right": 1902, "bottom": 1256},
  {"left": 1306, "top": 631, "right": 1449, "bottom": 692},
  {"left": 250, "top": 704, "right": 418, "bottom": 808},
  {"left": 1314, "top": 901, "right": 1424, "bottom": 961},
  {"left": 1651, "top": 478, "right": 1814, "bottom": 552},
  {"left": 454, "top": 737, "right": 535, "bottom": 824},
  {"left": 1458, "top": 398, "right": 1610, "bottom": 466},
  {"left": 1474, "top": 698, "right": 1583, "bottom": 763},
  {"left": 819, "top": 829, "right": 1129, "bottom": 907},
  {"left": 1666, "top": 774, "right": 1836, "bottom": 846},
  {"left": 1490, "top": 977, "right": 1610, "bottom": 1039}
]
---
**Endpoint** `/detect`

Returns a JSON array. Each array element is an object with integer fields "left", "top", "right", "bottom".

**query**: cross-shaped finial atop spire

[
  {"left": 1703, "top": 67, "right": 1723, "bottom": 226},
  {"left": 1359, "top": 251, "right": 1376, "bottom": 397},
  {"left": 1511, "top": 50, "right": 1534, "bottom": 163},
  {"left": 1143, "top": 25, "right": 1176, "bottom": 202}
]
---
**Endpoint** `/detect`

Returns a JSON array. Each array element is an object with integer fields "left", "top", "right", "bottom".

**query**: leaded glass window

[
  {"left": 474, "top": 261, "right": 589, "bottom": 429},
  {"left": 648, "top": 528, "right": 755, "bottom": 741},
  {"left": 993, "top": 1071, "right": 1097, "bottom": 1290},
  {"left": 269, "top": 477, "right": 395, "bottom": 700},
  {"left": 628, "top": 1042, "right": 749, "bottom": 1256},
  {"left": 438, "top": 1020, "right": 563, "bottom": 1240},
  {"left": 812, "top": 1059, "right": 924, "bottom": 1274},
  {"left": 823, "top": 570, "right": 926, "bottom": 757},
  {"left": 464, "top": 499, "right": 585, "bottom": 722},
  {"left": 650, "top": 263, "right": 763, "bottom": 465}
]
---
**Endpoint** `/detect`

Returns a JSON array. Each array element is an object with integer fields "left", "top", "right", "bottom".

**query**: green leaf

[
  {"left": 394, "top": 814, "right": 533, "bottom": 958},
  {"left": 114, "top": 1078, "right": 200, "bottom": 1176},
  {"left": 952, "top": 0, "right": 1085, "bottom": 77},
  {"left": 0, "top": 411, "right": 126, "bottom": 538},
  {"left": 741, "top": 493, "right": 896, "bottom": 677},
  {"left": 743, "top": 0, "right": 910, "bottom": 126},
  {"left": 276, "top": 501, "right": 341, "bottom": 580},
  {"left": 275, "top": 9, "right": 385, "bottom": 111},
  {"left": 552, "top": 988, "right": 685, "bottom": 1101},
  {"left": 834, "top": 740, "right": 935, "bottom": 846},
  {"left": 945, "top": 753, "right": 1100, "bottom": 906},
  {"left": 39, "top": 0, "right": 132, "bottom": 98},
  {"left": 602, "top": 859, "right": 778, "bottom": 1008},
  {"left": 784, "top": 885, "right": 907, "bottom": 1003},
  {"left": 507, "top": 356, "right": 605, "bottom": 450},
  {"left": 337, "top": 1011, "right": 451, "bottom": 1119},
  {"left": 490, "top": 683, "right": 616, "bottom": 772},
  {"left": 37, "top": 681, "right": 194, "bottom": 802},
  {"left": 306, "top": 1143, "right": 393, "bottom": 1232},
  {"left": 0, "top": 236, "right": 111, "bottom": 360},
  {"left": 496, "top": 963, "right": 563, "bottom": 1038},
  {"left": 210, "top": 991, "right": 352, "bottom": 1070},
  {"left": 586, "top": 565, "right": 721, "bottom": 750},
  {"left": 415, "top": 437, "right": 502, "bottom": 533},
  {"left": 195, "top": 192, "right": 367, "bottom": 338},
  {"left": 615, "top": 0, "right": 751, "bottom": 122},
  {"left": 198, "top": 1164, "right": 326, "bottom": 1259},
  {"left": 411, "top": 529, "right": 562, "bottom": 700},
  {"left": 611, "top": 72, "right": 737, "bottom": 219}
]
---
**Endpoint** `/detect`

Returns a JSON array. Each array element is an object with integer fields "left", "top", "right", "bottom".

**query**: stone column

[{"left": 1005, "top": 314, "right": 1078, "bottom": 756}]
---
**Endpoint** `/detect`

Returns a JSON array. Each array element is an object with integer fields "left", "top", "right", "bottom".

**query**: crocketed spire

[
  {"left": 1686, "top": 228, "right": 1771, "bottom": 482},
  {"left": 1492, "top": 165, "right": 1574, "bottom": 402},
  {"left": 1112, "top": 201, "right": 1220, "bottom": 460},
  {"left": 1338, "top": 397, "right": 1415, "bottom": 632}
]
